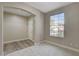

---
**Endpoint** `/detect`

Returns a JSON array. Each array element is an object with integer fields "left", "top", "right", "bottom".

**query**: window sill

[{"left": 49, "top": 35, "right": 64, "bottom": 39}]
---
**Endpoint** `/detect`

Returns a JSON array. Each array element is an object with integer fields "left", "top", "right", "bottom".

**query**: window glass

[{"left": 50, "top": 13, "right": 64, "bottom": 37}]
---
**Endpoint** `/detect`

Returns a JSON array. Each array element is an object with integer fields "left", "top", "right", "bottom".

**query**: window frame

[{"left": 49, "top": 12, "right": 65, "bottom": 38}]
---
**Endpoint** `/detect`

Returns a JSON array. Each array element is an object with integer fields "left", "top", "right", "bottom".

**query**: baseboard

[
  {"left": 44, "top": 40, "right": 79, "bottom": 53},
  {"left": 4, "top": 38, "right": 30, "bottom": 44}
]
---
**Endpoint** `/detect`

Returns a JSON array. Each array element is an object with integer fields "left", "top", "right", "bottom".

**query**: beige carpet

[
  {"left": 6, "top": 43, "right": 79, "bottom": 56},
  {"left": 4, "top": 39, "right": 34, "bottom": 55}
]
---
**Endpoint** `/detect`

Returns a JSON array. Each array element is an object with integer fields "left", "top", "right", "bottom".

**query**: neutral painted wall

[
  {"left": 28, "top": 16, "right": 34, "bottom": 41},
  {"left": 0, "top": 6, "right": 3, "bottom": 56},
  {"left": 0, "top": 2, "right": 44, "bottom": 55},
  {"left": 3, "top": 12, "right": 28, "bottom": 43},
  {"left": 45, "top": 3, "right": 79, "bottom": 49},
  {"left": 0, "top": 2, "right": 44, "bottom": 45}
]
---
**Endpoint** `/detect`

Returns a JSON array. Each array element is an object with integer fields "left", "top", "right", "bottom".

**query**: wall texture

[
  {"left": 28, "top": 16, "right": 34, "bottom": 41},
  {"left": 45, "top": 3, "right": 79, "bottom": 49},
  {"left": 0, "top": 2, "right": 44, "bottom": 55},
  {"left": 0, "top": 2, "right": 44, "bottom": 50},
  {"left": 3, "top": 12, "right": 28, "bottom": 43},
  {"left": 0, "top": 7, "right": 3, "bottom": 56}
]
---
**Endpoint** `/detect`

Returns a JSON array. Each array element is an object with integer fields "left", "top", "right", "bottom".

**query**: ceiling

[
  {"left": 26, "top": 2, "right": 73, "bottom": 13},
  {"left": 3, "top": 2, "right": 73, "bottom": 15},
  {"left": 4, "top": 7, "right": 32, "bottom": 17}
]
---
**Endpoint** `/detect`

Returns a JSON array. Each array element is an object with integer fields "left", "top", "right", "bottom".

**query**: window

[{"left": 50, "top": 13, "right": 64, "bottom": 38}]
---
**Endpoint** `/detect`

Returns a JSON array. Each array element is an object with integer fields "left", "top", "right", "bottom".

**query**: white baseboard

[
  {"left": 4, "top": 38, "right": 30, "bottom": 44},
  {"left": 44, "top": 40, "right": 79, "bottom": 53}
]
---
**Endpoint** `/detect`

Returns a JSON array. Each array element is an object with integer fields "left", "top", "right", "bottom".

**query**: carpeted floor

[
  {"left": 6, "top": 43, "right": 79, "bottom": 56},
  {"left": 4, "top": 39, "right": 34, "bottom": 55}
]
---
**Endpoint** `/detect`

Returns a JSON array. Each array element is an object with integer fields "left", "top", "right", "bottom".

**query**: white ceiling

[
  {"left": 26, "top": 2, "right": 73, "bottom": 13},
  {"left": 4, "top": 7, "right": 32, "bottom": 17}
]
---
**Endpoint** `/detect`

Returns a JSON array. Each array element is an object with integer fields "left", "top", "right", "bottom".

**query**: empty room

[{"left": 0, "top": 2, "right": 79, "bottom": 56}]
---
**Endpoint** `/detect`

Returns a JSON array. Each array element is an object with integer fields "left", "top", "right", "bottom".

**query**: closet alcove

[{"left": 3, "top": 7, "right": 35, "bottom": 55}]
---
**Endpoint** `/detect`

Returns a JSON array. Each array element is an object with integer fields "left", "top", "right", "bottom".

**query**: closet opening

[{"left": 3, "top": 7, "right": 35, "bottom": 55}]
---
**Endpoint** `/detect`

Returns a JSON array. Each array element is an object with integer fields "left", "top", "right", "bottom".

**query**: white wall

[
  {"left": 45, "top": 3, "right": 79, "bottom": 49},
  {"left": 28, "top": 16, "right": 34, "bottom": 41},
  {"left": 0, "top": 2, "right": 44, "bottom": 55},
  {"left": 0, "top": 6, "right": 3, "bottom": 56},
  {"left": 0, "top": 2, "right": 44, "bottom": 45},
  {"left": 3, "top": 12, "right": 28, "bottom": 43}
]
